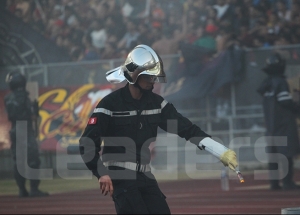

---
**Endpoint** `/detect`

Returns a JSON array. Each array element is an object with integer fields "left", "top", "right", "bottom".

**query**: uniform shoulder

[
  {"left": 151, "top": 92, "right": 167, "bottom": 104},
  {"left": 96, "top": 87, "right": 123, "bottom": 108}
]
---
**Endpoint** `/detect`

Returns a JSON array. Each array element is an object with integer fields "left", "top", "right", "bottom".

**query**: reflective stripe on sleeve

[
  {"left": 93, "top": 108, "right": 137, "bottom": 116},
  {"left": 161, "top": 100, "right": 168, "bottom": 109},
  {"left": 93, "top": 100, "right": 169, "bottom": 117},
  {"left": 141, "top": 109, "right": 161, "bottom": 115},
  {"left": 278, "top": 96, "right": 292, "bottom": 101},
  {"left": 94, "top": 108, "right": 111, "bottom": 115},
  {"left": 277, "top": 91, "right": 292, "bottom": 101}
]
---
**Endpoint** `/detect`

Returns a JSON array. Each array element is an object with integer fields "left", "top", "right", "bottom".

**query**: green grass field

[{"left": 0, "top": 176, "right": 99, "bottom": 196}]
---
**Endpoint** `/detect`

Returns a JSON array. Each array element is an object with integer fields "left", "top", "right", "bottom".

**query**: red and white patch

[{"left": 88, "top": 117, "right": 97, "bottom": 125}]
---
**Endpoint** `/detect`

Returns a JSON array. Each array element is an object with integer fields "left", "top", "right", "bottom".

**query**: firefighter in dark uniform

[
  {"left": 4, "top": 72, "right": 49, "bottom": 198},
  {"left": 257, "top": 53, "right": 300, "bottom": 190},
  {"left": 79, "top": 44, "right": 239, "bottom": 214}
]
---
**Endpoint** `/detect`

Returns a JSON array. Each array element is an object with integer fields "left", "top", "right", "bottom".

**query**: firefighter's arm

[
  {"left": 159, "top": 100, "right": 237, "bottom": 170},
  {"left": 79, "top": 100, "right": 111, "bottom": 179},
  {"left": 199, "top": 137, "right": 238, "bottom": 171}
]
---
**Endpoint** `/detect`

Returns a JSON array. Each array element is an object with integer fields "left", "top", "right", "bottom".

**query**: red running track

[{"left": 1, "top": 171, "right": 300, "bottom": 214}]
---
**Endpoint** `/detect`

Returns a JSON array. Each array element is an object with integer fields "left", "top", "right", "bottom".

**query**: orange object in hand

[{"left": 236, "top": 171, "right": 245, "bottom": 183}]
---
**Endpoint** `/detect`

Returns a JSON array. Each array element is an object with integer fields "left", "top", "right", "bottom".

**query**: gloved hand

[
  {"left": 199, "top": 138, "right": 239, "bottom": 171},
  {"left": 220, "top": 149, "right": 238, "bottom": 171}
]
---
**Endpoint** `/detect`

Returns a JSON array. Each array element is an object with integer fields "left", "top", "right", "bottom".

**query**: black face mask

[{"left": 134, "top": 82, "right": 154, "bottom": 94}]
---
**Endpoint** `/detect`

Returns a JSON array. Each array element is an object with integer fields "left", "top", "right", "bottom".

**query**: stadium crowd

[{"left": 5, "top": 0, "right": 300, "bottom": 62}]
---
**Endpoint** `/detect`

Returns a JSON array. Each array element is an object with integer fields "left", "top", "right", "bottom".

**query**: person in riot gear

[
  {"left": 257, "top": 53, "right": 300, "bottom": 190},
  {"left": 79, "top": 44, "right": 239, "bottom": 214},
  {"left": 4, "top": 72, "right": 49, "bottom": 198}
]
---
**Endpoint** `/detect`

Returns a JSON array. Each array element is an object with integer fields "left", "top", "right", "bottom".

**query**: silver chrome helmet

[{"left": 106, "top": 44, "right": 167, "bottom": 84}]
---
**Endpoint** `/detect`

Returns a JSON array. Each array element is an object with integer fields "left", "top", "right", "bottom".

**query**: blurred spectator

[
  {"left": 256, "top": 25, "right": 273, "bottom": 47},
  {"left": 267, "top": 12, "right": 281, "bottom": 35},
  {"left": 70, "top": 47, "right": 82, "bottom": 62},
  {"left": 291, "top": 1, "right": 300, "bottom": 20},
  {"left": 165, "top": 11, "right": 183, "bottom": 33},
  {"left": 121, "top": 1, "right": 134, "bottom": 17},
  {"left": 274, "top": 33, "right": 292, "bottom": 46},
  {"left": 68, "top": 22, "right": 84, "bottom": 47},
  {"left": 149, "top": 0, "right": 165, "bottom": 29},
  {"left": 61, "top": 5, "right": 78, "bottom": 27},
  {"left": 117, "top": 19, "right": 140, "bottom": 50},
  {"left": 248, "top": 5, "right": 265, "bottom": 30},
  {"left": 104, "top": 16, "right": 126, "bottom": 41},
  {"left": 152, "top": 14, "right": 186, "bottom": 74},
  {"left": 185, "top": 24, "right": 204, "bottom": 44},
  {"left": 253, "top": 0, "right": 272, "bottom": 13},
  {"left": 55, "top": 34, "right": 65, "bottom": 49},
  {"left": 276, "top": 0, "right": 291, "bottom": 22},
  {"left": 70, "top": 0, "right": 91, "bottom": 17},
  {"left": 101, "top": 42, "right": 120, "bottom": 60},
  {"left": 216, "top": 27, "right": 229, "bottom": 53},
  {"left": 106, "top": 32, "right": 119, "bottom": 45},
  {"left": 29, "top": 6, "right": 45, "bottom": 34},
  {"left": 136, "top": 23, "right": 155, "bottom": 47},
  {"left": 90, "top": 20, "right": 107, "bottom": 50},
  {"left": 184, "top": 0, "right": 206, "bottom": 14},
  {"left": 61, "top": 36, "right": 75, "bottom": 55},
  {"left": 232, "top": 4, "right": 249, "bottom": 35},
  {"left": 213, "top": 0, "right": 230, "bottom": 20},
  {"left": 253, "top": 35, "right": 269, "bottom": 48},
  {"left": 42, "top": 0, "right": 60, "bottom": 18},
  {"left": 206, "top": 6, "right": 218, "bottom": 22},
  {"left": 81, "top": 8, "right": 97, "bottom": 28},
  {"left": 290, "top": 4, "right": 300, "bottom": 45},
  {"left": 152, "top": 14, "right": 187, "bottom": 55},
  {"left": 151, "top": 29, "right": 170, "bottom": 54},
  {"left": 186, "top": 8, "right": 202, "bottom": 29},
  {"left": 45, "top": 7, "right": 64, "bottom": 41},
  {"left": 194, "top": 21, "right": 217, "bottom": 50},
  {"left": 15, "top": 0, "right": 34, "bottom": 23},
  {"left": 4, "top": 0, "right": 300, "bottom": 63},
  {"left": 79, "top": 33, "right": 100, "bottom": 61},
  {"left": 93, "top": 0, "right": 112, "bottom": 21},
  {"left": 192, "top": 0, "right": 208, "bottom": 23},
  {"left": 238, "top": 24, "right": 254, "bottom": 47},
  {"left": 182, "top": 0, "right": 194, "bottom": 13}
]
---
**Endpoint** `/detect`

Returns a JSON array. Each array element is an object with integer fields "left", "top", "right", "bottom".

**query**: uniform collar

[{"left": 121, "top": 83, "right": 153, "bottom": 104}]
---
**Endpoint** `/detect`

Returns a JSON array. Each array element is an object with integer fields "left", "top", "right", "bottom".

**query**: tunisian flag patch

[{"left": 88, "top": 117, "right": 97, "bottom": 125}]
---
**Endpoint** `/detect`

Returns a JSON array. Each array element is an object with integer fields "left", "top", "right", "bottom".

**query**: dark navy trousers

[{"left": 109, "top": 167, "right": 171, "bottom": 214}]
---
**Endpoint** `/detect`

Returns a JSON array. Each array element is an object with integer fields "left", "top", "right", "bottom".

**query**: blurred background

[{"left": 0, "top": 0, "right": 300, "bottom": 181}]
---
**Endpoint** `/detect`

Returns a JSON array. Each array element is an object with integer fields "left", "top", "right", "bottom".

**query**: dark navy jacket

[
  {"left": 79, "top": 84, "right": 210, "bottom": 179},
  {"left": 257, "top": 75, "right": 300, "bottom": 157},
  {"left": 4, "top": 89, "right": 40, "bottom": 164}
]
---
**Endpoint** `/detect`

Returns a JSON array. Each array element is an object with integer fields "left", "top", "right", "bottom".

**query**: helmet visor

[{"left": 139, "top": 74, "right": 167, "bottom": 83}]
